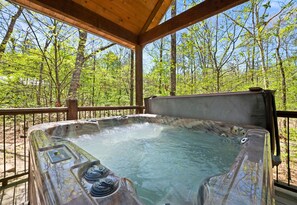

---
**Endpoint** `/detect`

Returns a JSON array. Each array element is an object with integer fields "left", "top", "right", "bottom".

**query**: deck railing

[
  {"left": 274, "top": 111, "right": 297, "bottom": 192},
  {"left": 0, "top": 107, "right": 68, "bottom": 204},
  {"left": 1, "top": 106, "right": 296, "bottom": 194},
  {"left": 77, "top": 106, "right": 140, "bottom": 119},
  {"left": 0, "top": 104, "right": 141, "bottom": 189},
  {"left": 0, "top": 107, "right": 68, "bottom": 188}
]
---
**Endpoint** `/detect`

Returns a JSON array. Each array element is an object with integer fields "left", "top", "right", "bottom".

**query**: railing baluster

[
  {"left": 23, "top": 115, "right": 26, "bottom": 172},
  {"left": 25, "top": 181, "right": 27, "bottom": 201},
  {"left": 3, "top": 115, "right": 6, "bottom": 178},
  {"left": 12, "top": 185, "right": 16, "bottom": 204},
  {"left": 287, "top": 117, "right": 290, "bottom": 186},
  {"left": 14, "top": 115, "right": 16, "bottom": 175},
  {"left": 0, "top": 187, "right": 4, "bottom": 204},
  {"left": 276, "top": 165, "right": 278, "bottom": 182}
]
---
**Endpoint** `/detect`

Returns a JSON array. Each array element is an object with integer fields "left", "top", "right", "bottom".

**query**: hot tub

[
  {"left": 28, "top": 114, "right": 274, "bottom": 205},
  {"left": 28, "top": 90, "right": 278, "bottom": 204}
]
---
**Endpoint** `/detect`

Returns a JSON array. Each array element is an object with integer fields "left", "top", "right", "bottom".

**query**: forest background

[{"left": 0, "top": 0, "right": 296, "bottom": 111}]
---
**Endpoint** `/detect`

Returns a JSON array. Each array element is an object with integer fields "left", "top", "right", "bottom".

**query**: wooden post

[
  {"left": 135, "top": 45, "right": 143, "bottom": 113},
  {"left": 66, "top": 99, "right": 78, "bottom": 120}
]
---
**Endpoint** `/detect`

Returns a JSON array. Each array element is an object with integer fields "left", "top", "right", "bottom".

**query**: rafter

[
  {"left": 139, "top": 0, "right": 249, "bottom": 46},
  {"left": 140, "top": 0, "right": 165, "bottom": 34}
]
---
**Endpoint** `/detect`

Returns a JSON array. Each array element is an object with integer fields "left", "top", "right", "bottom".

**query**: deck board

[
  {"left": 0, "top": 180, "right": 28, "bottom": 205},
  {"left": 275, "top": 186, "right": 297, "bottom": 205}
]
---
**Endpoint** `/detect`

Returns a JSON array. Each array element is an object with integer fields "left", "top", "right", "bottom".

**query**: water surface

[{"left": 69, "top": 123, "right": 240, "bottom": 205}]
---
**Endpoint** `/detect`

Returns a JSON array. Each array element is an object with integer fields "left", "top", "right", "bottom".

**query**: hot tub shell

[
  {"left": 29, "top": 115, "right": 274, "bottom": 205},
  {"left": 28, "top": 90, "right": 278, "bottom": 204}
]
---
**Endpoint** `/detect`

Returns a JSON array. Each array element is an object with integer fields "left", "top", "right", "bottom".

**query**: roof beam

[
  {"left": 10, "top": 0, "right": 138, "bottom": 48},
  {"left": 139, "top": 0, "right": 249, "bottom": 46},
  {"left": 140, "top": 0, "right": 165, "bottom": 33}
]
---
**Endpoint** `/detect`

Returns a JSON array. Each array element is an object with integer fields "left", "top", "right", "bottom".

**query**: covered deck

[{"left": 1, "top": 0, "right": 296, "bottom": 204}]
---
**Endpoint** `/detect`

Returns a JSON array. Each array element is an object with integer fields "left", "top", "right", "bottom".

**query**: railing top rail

[
  {"left": 78, "top": 105, "right": 143, "bottom": 112},
  {"left": 0, "top": 108, "right": 293, "bottom": 117},
  {"left": 0, "top": 107, "right": 68, "bottom": 115},
  {"left": 276, "top": 110, "right": 297, "bottom": 118},
  {"left": 0, "top": 106, "right": 143, "bottom": 115}
]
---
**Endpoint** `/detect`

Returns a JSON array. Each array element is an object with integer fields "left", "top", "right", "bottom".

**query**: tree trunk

[
  {"left": 49, "top": 81, "right": 53, "bottom": 107},
  {"left": 170, "top": 0, "right": 176, "bottom": 96},
  {"left": 258, "top": 41, "right": 269, "bottom": 89},
  {"left": 37, "top": 62, "right": 44, "bottom": 106},
  {"left": 190, "top": 43, "right": 194, "bottom": 94},
  {"left": 0, "top": 6, "right": 23, "bottom": 60},
  {"left": 92, "top": 53, "right": 96, "bottom": 106},
  {"left": 53, "top": 20, "right": 62, "bottom": 107},
  {"left": 37, "top": 40, "right": 51, "bottom": 106},
  {"left": 216, "top": 69, "right": 220, "bottom": 92},
  {"left": 255, "top": 2, "right": 269, "bottom": 89},
  {"left": 276, "top": 23, "right": 287, "bottom": 110},
  {"left": 68, "top": 30, "right": 114, "bottom": 100},
  {"left": 251, "top": 3, "right": 256, "bottom": 83},
  {"left": 158, "top": 39, "right": 163, "bottom": 95},
  {"left": 68, "top": 30, "right": 88, "bottom": 100}
]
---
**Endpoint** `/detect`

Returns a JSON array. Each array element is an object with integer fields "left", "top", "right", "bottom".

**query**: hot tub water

[{"left": 69, "top": 123, "right": 240, "bottom": 205}]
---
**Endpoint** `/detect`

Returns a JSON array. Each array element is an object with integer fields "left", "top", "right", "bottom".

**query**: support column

[
  {"left": 66, "top": 99, "right": 78, "bottom": 120},
  {"left": 135, "top": 44, "right": 143, "bottom": 113}
]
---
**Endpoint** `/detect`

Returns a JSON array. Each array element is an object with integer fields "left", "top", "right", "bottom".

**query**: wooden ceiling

[{"left": 10, "top": 0, "right": 248, "bottom": 49}]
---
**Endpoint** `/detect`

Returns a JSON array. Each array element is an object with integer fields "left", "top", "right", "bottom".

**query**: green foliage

[{"left": 0, "top": 0, "right": 296, "bottom": 111}]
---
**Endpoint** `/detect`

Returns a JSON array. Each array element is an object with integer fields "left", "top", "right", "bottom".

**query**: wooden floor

[
  {"left": 1, "top": 182, "right": 296, "bottom": 205},
  {"left": 0, "top": 179, "right": 28, "bottom": 205},
  {"left": 275, "top": 186, "right": 297, "bottom": 205}
]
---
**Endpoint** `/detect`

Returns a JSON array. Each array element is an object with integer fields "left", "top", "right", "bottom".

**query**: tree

[
  {"left": 225, "top": 0, "right": 294, "bottom": 89},
  {"left": 23, "top": 13, "right": 77, "bottom": 107},
  {"left": 0, "top": 4, "right": 23, "bottom": 60},
  {"left": 22, "top": 10, "right": 53, "bottom": 105},
  {"left": 273, "top": 3, "right": 296, "bottom": 110},
  {"left": 170, "top": 0, "right": 176, "bottom": 96},
  {"left": 68, "top": 30, "right": 87, "bottom": 100},
  {"left": 190, "top": 14, "right": 242, "bottom": 92},
  {"left": 68, "top": 29, "right": 115, "bottom": 100}
]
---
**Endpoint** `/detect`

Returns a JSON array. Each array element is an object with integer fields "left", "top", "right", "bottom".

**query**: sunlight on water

[{"left": 69, "top": 123, "right": 240, "bottom": 205}]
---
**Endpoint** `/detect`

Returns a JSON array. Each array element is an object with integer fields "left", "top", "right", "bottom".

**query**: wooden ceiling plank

[
  {"left": 139, "top": 0, "right": 249, "bottom": 45},
  {"left": 11, "top": 0, "right": 137, "bottom": 47},
  {"left": 74, "top": 0, "right": 143, "bottom": 34},
  {"left": 73, "top": 0, "right": 149, "bottom": 34},
  {"left": 140, "top": 0, "right": 166, "bottom": 33},
  {"left": 93, "top": 0, "right": 150, "bottom": 33}
]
